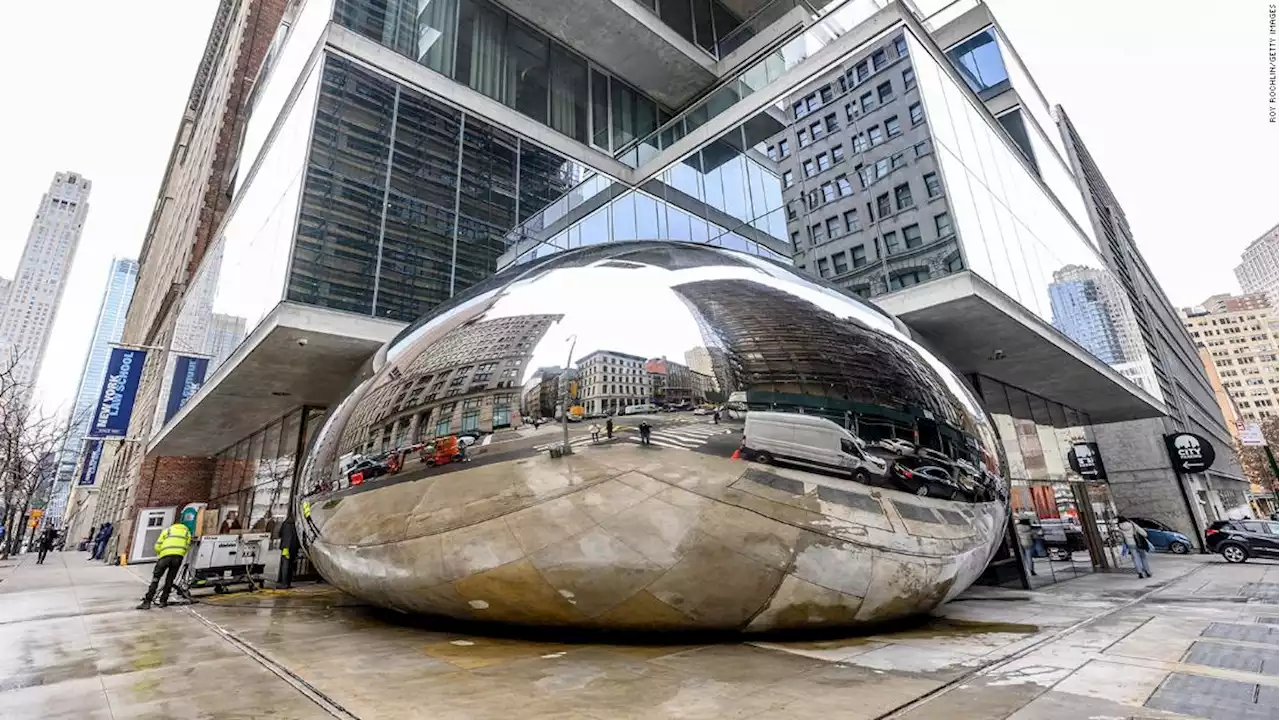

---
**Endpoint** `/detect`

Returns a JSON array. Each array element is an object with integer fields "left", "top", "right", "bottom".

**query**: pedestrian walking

[
  {"left": 590, "top": 424, "right": 601, "bottom": 443},
  {"left": 1118, "top": 517, "right": 1153, "bottom": 578},
  {"left": 1014, "top": 518, "right": 1036, "bottom": 576},
  {"left": 606, "top": 418, "right": 614, "bottom": 439},
  {"left": 137, "top": 518, "right": 193, "bottom": 609},
  {"left": 36, "top": 526, "right": 58, "bottom": 564},
  {"left": 639, "top": 421, "right": 652, "bottom": 445},
  {"left": 92, "top": 523, "right": 113, "bottom": 561}
]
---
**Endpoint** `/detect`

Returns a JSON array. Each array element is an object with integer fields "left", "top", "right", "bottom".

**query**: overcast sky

[{"left": 0, "top": 0, "right": 1275, "bottom": 416}]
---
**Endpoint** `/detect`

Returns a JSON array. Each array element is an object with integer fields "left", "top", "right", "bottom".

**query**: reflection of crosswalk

[
  {"left": 533, "top": 436, "right": 613, "bottom": 452},
  {"left": 628, "top": 424, "right": 732, "bottom": 450}
]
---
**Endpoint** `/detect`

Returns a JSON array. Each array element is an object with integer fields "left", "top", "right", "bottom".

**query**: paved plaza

[{"left": 0, "top": 550, "right": 1274, "bottom": 719}]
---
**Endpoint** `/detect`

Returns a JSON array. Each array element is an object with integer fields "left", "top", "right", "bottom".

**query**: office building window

[
  {"left": 924, "top": 172, "right": 941, "bottom": 197},
  {"left": 889, "top": 268, "right": 928, "bottom": 289},
  {"left": 868, "top": 126, "right": 884, "bottom": 146},
  {"left": 831, "top": 144, "right": 844, "bottom": 163},
  {"left": 876, "top": 193, "right": 891, "bottom": 217},
  {"left": 798, "top": 128, "right": 812, "bottom": 147},
  {"left": 782, "top": 170, "right": 794, "bottom": 187},
  {"left": 810, "top": 223, "right": 825, "bottom": 243},
  {"left": 909, "top": 102, "right": 924, "bottom": 125},
  {"left": 790, "top": 231, "right": 801, "bottom": 249},
  {"left": 902, "top": 67, "right": 916, "bottom": 90},
  {"left": 885, "top": 116, "right": 901, "bottom": 137},
  {"left": 793, "top": 100, "right": 807, "bottom": 119},
  {"left": 860, "top": 92, "right": 874, "bottom": 112},
  {"left": 767, "top": 144, "right": 778, "bottom": 160},
  {"left": 894, "top": 35, "right": 908, "bottom": 57},
  {"left": 832, "top": 251, "right": 849, "bottom": 274},
  {"left": 903, "top": 223, "right": 922, "bottom": 249},
  {"left": 811, "top": 120, "right": 825, "bottom": 139},
  {"left": 786, "top": 202, "right": 798, "bottom": 220},
  {"left": 803, "top": 159, "right": 816, "bottom": 178},
  {"left": 947, "top": 28, "right": 1010, "bottom": 95},
  {"left": 825, "top": 113, "right": 840, "bottom": 134},
  {"left": 914, "top": 139, "right": 932, "bottom": 156},
  {"left": 856, "top": 61, "right": 869, "bottom": 82},
  {"left": 871, "top": 49, "right": 887, "bottom": 70},
  {"left": 853, "top": 133, "right": 868, "bottom": 153},
  {"left": 877, "top": 81, "right": 893, "bottom": 104},
  {"left": 875, "top": 157, "right": 889, "bottom": 178},
  {"left": 883, "top": 230, "right": 899, "bottom": 255},
  {"left": 851, "top": 244, "right": 867, "bottom": 267},
  {"left": 935, "top": 211, "right": 954, "bottom": 237},
  {"left": 820, "top": 85, "right": 834, "bottom": 103},
  {"left": 890, "top": 152, "right": 905, "bottom": 170},
  {"left": 836, "top": 175, "right": 853, "bottom": 196},
  {"left": 817, "top": 257, "right": 830, "bottom": 277},
  {"left": 816, "top": 153, "right": 831, "bottom": 172},
  {"left": 844, "top": 209, "right": 860, "bottom": 233},
  {"left": 825, "top": 216, "right": 841, "bottom": 238},
  {"left": 894, "top": 183, "right": 913, "bottom": 210},
  {"left": 822, "top": 182, "right": 836, "bottom": 202},
  {"left": 778, "top": 138, "right": 790, "bottom": 157}
]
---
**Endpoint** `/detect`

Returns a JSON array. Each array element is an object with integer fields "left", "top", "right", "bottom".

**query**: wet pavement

[{"left": 0, "top": 550, "right": 1274, "bottom": 719}]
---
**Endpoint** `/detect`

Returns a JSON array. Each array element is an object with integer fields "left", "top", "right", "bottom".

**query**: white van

[
  {"left": 624, "top": 403, "right": 657, "bottom": 415},
  {"left": 742, "top": 412, "right": 886, "bottom": 481}
]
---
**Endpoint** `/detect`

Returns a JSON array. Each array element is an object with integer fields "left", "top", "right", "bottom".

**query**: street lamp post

[{"left": 562, "top": 334, "right": 577, "bottom": 456}]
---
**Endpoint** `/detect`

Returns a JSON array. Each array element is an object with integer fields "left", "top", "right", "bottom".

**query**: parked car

[
  {"left": 741, "top": 412, "right": 886, "bottom": 482},
  {"left": 888, "top": 457, "right": 962, "bottom": 499},
  {"left": 693, "top": 408, "right": 710, "bottom": 416},
  {"left": 1205, "top": 519, "right": 1279, "bottom": 563},
  {"left": 1038, "top": 519, "right": 1088, "bottom": 560},
  {"left": 877, "top": 438, "right": 917, "bottom": 456},
  {"left": 1128, "top": 517, "right": 1192, "bottom": 554}
]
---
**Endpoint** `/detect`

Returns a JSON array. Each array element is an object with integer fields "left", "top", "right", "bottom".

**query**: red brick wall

[{"left": 135, "top": 456, "right": 216, "bottom": 511}]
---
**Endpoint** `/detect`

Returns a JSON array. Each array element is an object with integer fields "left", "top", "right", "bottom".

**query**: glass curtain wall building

[
  {"left": 148, "top": 0, "right": 1169, "bottom": 589},
  {"left": 48, "top": 257, "right": 139, "bottom": 522}
]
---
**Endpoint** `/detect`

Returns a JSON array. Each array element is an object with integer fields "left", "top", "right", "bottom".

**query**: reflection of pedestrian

[
  {"left": 639, "top": 422, "right": 652, "bottom": 445},
  {"left": 606, "top": 418, "right": 614, "bottom": 439},
  {"left": 713, "top": 411, "right": 720, "bottom": 424},
  {"left": 92, "top": 523, "right": 113, "bottom": 561},
  {"left": 1030, "top": 522, "right": 1046, "bottom": 559},
  {"left": 590, "top": 424, "right": 600, "bottom": 442},
  {"left": 1014, "top": 519, "right": 1036, "bottom": 576},
  {"left": 219, "top": 511, "right": 242, "bottom": 534},
  {"left": 278, "top": 516, "right": 301, "bottom": 588}
]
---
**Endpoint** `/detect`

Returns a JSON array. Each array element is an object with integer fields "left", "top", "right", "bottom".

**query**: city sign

[
  {"left": 1164, "top": 432, "right": 1216, "bottom": 474},
  {"left": 88, "top": 347, "right": 147, "bottom": 437},
  {"left": 163, "top": 354, "right": 210, "bottom": 422},
  {"left": 78, "top": 439, "right": 104, "bottom": 486},
  {"left": 1067, "top": 442, "right": 1107, "bottom": 480}
]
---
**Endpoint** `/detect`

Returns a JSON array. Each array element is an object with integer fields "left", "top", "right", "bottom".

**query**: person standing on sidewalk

[
  {"left": 1118, "top": 517, "right": 1153, "bottom": 578},
  {"left": 606, "top": 417, "right": 614, "bottom": 439},
  {"left": 137, "top": 519, "right": 193, "bottom": 609},
  {"left": 277, "top": 516, "right": 301, "bottom": 589},
  {"left": 91, "top": 523, "right": 113, "bottom": 560},
  {"left": 1014, "top": 518, "right": 1037, "bottom": 576}
]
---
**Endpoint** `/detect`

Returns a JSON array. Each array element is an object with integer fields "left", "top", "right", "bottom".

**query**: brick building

[{"left": 93, "top": 0, "right": 288, "bottom": 558}]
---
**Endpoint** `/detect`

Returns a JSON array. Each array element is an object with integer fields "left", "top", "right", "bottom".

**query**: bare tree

[
  {"left": 0, "top": 352, "right": 79, "bottom": 558},
  {"left": 1237, "top": 416, "right": 1280, "bottom": 495}
]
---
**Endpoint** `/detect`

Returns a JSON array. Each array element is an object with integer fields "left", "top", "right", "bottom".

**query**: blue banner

[
  {"left": 88, "top": 347, "right": 147, "bottom": 437},
  {"left": 78, "top": 439, "right": 104, "bottom": 486},
  {"left": 164, "top": 355, "right": 209, "bottom": 422}
]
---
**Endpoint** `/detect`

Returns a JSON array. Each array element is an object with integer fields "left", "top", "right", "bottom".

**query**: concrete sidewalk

[{"left": 0, "top": 550, "right": 1274, "bottom": 719}]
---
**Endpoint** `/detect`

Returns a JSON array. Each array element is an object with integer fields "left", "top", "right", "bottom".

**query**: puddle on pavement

[{"left": 757, "top": 616, "right": 1040, "bottom": 652}]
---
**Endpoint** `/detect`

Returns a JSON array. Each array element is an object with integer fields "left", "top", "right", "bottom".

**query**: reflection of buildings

[
  {"left": 580, "top": 350, "right": 650, "bottom": 415},
  {"left": 1048, "top": 265, "right": 1158, "bottom": 396},
  {"left": 521, "top": 366, "right": 562, "bottom": 420},
  {"left": 674, "top": 278, "right": 977, "bottom": 459},
  {"left": 1235, "top": 225, "right": 1278, "bottom": 306},
  {"left": 49, "top": 257, "right": 138, "bottom": 525},
  {"left": 340, "top": 314, "right": 560, "bottom": 455},
  {"left": 644, "top": 357, "right": 710, "bottom": 406},
  {"left": 204, "top": 313, "right": 247, "bottom": 368}
]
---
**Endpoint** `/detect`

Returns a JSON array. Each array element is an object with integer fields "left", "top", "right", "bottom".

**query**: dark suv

[{"left": 1205, "top": 519, "right": 1280, "bottom": 563}]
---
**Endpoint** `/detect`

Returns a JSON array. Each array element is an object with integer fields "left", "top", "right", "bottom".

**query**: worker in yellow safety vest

[{"left": 137, "top": 519, "right": 193, "bottom": 610}]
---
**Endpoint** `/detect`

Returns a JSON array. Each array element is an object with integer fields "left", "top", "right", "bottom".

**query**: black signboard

[
  {"left": 1164, "top": 433, "right": 1216, "bottom": 474},
  {"left": 1068, "top": 442, "right": 1107, "bottom": 480}
]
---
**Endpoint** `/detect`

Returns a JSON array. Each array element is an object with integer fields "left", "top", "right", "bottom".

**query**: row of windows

[
  {"left": 805, "top": 210, "right": 955, "bottom": 264},
  {"left": 790, "top": 35, "right": 908, "bottom": 123}
]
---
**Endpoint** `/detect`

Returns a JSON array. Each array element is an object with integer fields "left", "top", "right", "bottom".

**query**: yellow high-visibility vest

[{"left": 154, "top": 523, "right": 192, "bottom": 558}]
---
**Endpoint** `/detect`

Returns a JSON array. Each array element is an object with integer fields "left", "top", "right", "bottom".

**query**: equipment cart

[{"left": 178, "top": 533, "right": 271, "bottom": 596}]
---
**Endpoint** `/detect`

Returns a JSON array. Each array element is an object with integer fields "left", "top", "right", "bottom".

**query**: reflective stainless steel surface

[{"left": 297, "top": 241, "right": 1008, "bottom": 631}]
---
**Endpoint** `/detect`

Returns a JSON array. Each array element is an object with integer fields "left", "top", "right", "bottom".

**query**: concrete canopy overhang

[
  {"left": 493, "top": 0, "right": 718, "bottom": 107},
  {"left": 147, "top": 303, "right": 404, "bottom": 457},
  {"left": 874, "top": 272, "right": 1169, "bottom": 424}
]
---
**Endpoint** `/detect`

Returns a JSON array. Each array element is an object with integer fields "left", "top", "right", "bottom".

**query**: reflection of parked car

[
  {"left": 1206, "top": 519, "right": 1279, "bottom": 563},
  {"left": 741, "top": 412, "right": 886, "bottom": 481},
  {"left": 693, "top": 408, "right": 710, "bottom": 416},
  {"left": 888, "top": 457, "right": 961, "bottom": 499},
  {"left": 1038, "top": 519, "right": 1087, "bottom": 560},
  {"left": 347, "top": 458, "right": 389, "bottom": 484},
  {"left": 1128, "top": 517, "right": 1191, "bottom": 554},
  {"left": 878, "top": 438, "right": 916, "bottom": 456}
]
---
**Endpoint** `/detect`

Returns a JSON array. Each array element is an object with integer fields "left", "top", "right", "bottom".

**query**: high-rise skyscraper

[
  {"left": 47, "top": 257, "right": 139, "bottom": 524},
  {"left": 0, "top": 171, "right": 92, "bottom": 389},
  {"left": 1235, "top": 225, "right": 1278, "bottom": 306}
]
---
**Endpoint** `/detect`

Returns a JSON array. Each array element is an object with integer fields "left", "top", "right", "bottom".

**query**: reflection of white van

[
  {"left": 624, "top": 403, "right": 657, "bottom": 415},
  {"left": 742, "top": 412, "right": 886, "bottom": 480}
]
